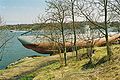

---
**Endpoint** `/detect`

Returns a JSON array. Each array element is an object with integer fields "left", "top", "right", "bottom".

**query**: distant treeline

[{"left": 0, "top": 21, "right": 120, "bottom": 31}]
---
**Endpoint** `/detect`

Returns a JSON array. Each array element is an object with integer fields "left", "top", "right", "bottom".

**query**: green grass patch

[
  {"left": 19, "top": 61, "right": 61, "bottom": 80},
  {"left": 0, "top": 70, "right": 4, "bottom": 74},
  {"left": 9, "top": 45, "right": 120, "bottom": 80}
]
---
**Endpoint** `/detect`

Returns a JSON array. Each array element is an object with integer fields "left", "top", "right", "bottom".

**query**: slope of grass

[
  {"left": 60, "top": 45, "right": 120, "bottom": 80},
  {"left": 0, "top": 45, "right": 119, "bottom": 80},
  {"left": 18, "top": 45, "right": 120, "bottom": 80}
]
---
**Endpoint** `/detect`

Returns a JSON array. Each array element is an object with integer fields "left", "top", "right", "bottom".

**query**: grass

[
  {"left": 0, "top": 70, "right": 4, "bottom": 74},
  {"left": 60, "top": 45, "right": 120, "bottom": 80},
  {"left": 1, "top": 45, "right": 120, "bottom": 80},
  {"left": 19, "top": 62, "right": 61, "bottom": 80}
]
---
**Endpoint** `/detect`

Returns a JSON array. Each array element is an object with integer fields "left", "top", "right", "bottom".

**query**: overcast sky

[{"left": 0, "top": 0, "right": 46, "bottom": 25}]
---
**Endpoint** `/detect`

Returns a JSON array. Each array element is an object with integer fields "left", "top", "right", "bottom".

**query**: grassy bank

[
  {"left": 20, "top": 45, "right": 120, "bottom": 80},
  {"left": 0, "top": 45, "right": 120, "bottom": 80}
]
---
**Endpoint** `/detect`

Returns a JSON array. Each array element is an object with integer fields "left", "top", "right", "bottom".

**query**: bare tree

[
  {"left": 108, "top": 0, "right": 120, "bottom": 15},
  {"left": 76, "top": 0, "right": 115, "bottom": 60},
  {"left": 45, "top": 0, "right": 69, "bottom": 66},
  {"left": 0, "top": 16, "right": 14, "bottom": 61},
  {"left": 103, "top": 0, "right": 112, "bottom": 60},
  {"left": 71, "top": 0, "right": 78, "bottom": 60},
  {"left": 64, "top": 0, "right": 81, "bottom": 60},
  {"left": 108, "top": 0, "right": 120, "bottom": 33},
  {"left": 0, "top": 16, "right": 4, "bottom": 26}
]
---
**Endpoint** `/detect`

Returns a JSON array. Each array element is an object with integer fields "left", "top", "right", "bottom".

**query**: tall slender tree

[
  {"left": 76, "top": 0, "right": 113, "bottom": 60},
  {"left": 46, "top": 0, "right": 69, "bottom": 66},
  {"left": 71, "top": 0, "right": 78, "bottom": 60},
  {"left": 104, "top": 0, "right": 112, "bottom": 60}
]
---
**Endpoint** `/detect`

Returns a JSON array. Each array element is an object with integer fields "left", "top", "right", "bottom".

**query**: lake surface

[
  {"left": 0, "top": 29, "right": 118, "bottom": 69},
  {"left": 0, "top": 31, "right": 49, "bottom": 69}
]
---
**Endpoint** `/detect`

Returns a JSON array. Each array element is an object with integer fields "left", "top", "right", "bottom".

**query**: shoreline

[
  {"left": 0, "top": 51, "right": 74, "bottom": 79},
  {"left": 6, "top": 55, "right": 45, "bottom": 69}
]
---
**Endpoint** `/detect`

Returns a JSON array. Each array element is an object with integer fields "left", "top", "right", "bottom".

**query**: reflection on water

[{"left": 0, "top": 31, "right": 49, "bottom": 69}]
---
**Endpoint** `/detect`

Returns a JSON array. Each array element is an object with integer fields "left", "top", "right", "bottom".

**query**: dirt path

[{"left": 0, "top": 52, "right": 74, "bottom": 80}]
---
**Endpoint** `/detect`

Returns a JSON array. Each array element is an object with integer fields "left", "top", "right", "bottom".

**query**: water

[
  {"left": 0, "top": 31, "right": 49, "bottom": 69},
  {"left": 0, "top": 29, "right": 118, "bottom": 69}
]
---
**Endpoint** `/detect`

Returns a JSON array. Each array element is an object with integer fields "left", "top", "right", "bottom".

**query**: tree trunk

[
  {"left": 71, "top": 0, "right": 78, "bottom": 60},
  {"left": 61, "top": 22, "right": 67, "bottom": 66},
  {"left": 104, "top": 0, "right": 112, "bottom": 60}
]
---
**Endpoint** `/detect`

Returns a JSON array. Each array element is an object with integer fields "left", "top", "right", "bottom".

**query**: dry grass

[{"left": 0, "top": 45, "right": 120, "bottom": 80}]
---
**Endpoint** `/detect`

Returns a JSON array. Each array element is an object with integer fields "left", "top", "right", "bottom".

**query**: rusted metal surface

[{"left": 19, "top": 33, "right": 120, "bottom": 55}]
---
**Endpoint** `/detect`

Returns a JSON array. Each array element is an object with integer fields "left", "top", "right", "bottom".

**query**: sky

[{"left": 0, "top": 0, "right": 46, "bottom": 25}]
